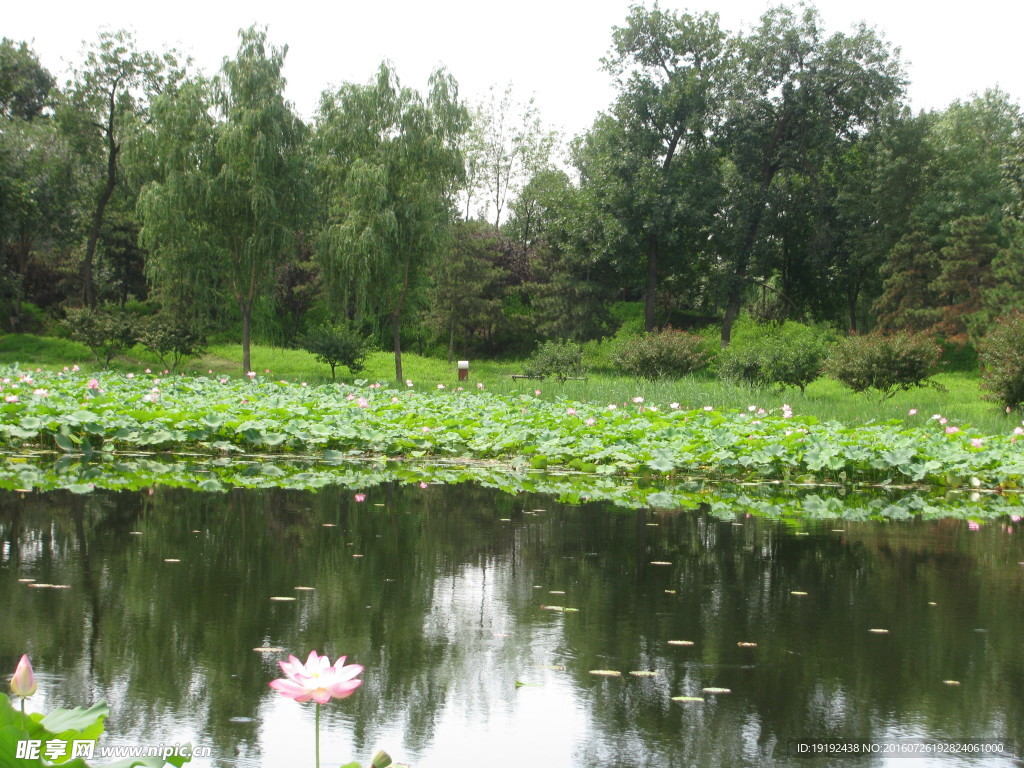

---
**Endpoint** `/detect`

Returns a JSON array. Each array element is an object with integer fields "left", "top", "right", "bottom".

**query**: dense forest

[{"left": 2, "top": 4, "right": 1023, "bottom": 377}]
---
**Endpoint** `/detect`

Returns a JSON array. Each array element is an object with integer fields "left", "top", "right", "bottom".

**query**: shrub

[
  {"left": 824, "top": 331, "right": 943, "bottom": 400},
  {"left": 979, "top": 310, "right": 1024, "bottom": 409},
  {"left": 137, "top": 314, "right": 206, "bottom": 371},
  {"left": 299, "top": 320, "right": 374, "bottom": 380},
  {"left": 64, "top": 306, "right": 136, "bottom": 366},
  {"left": 718, "top": 321, "right": 834, "bottom": 393},
  {"left": 523, "top": 339, "right": 586, "bottom": 381},
  {"left": 611, "top": 328, "right": 710, "bottom": 380}
]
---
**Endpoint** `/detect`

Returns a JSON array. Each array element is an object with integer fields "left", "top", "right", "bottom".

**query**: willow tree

[
  {"left": 139, "top": 27, "right": 306, "bottom": 372},
  {"left": 315, "top": 63, "right": 467, "bottom": 382}
]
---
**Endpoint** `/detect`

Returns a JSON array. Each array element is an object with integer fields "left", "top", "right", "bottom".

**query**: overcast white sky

[{"left": 6, "top": 0, "right": 1021, "bottom": 142}]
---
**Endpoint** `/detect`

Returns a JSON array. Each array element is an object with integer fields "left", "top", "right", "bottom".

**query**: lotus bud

[
  {"left": 371, "top": 750, "right": 392, "bottom": 768},
  {"left": 10, "top": 654, "right": 36, "bottom": 698}
]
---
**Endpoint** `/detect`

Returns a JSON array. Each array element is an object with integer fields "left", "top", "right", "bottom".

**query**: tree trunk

[
  {"left": 847, "top": 283, "right": 860, "bottom": 334},
  {"left": 83, "top": 92, "right": 120, "bottom": 308},
  {"left": 392, "top": 309, "right": 403, "bottom": 383},
  {"left": 447, "top": 315, "right": 455, "bottom": 364},
  {"left": 645, "top": 237, "right": 658, "bottom": 332},
  {"left": 241, "top": 303, "right": 252, "bottom": 374}
]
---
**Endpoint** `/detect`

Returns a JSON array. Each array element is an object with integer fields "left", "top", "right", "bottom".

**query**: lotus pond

[{"left": 1, "top": 369, "right": 1023, "bottom": 766}]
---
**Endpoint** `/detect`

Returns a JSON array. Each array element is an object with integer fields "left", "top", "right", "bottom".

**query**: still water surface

[{"left": 2, "top": 484, "right": 1022, "bottom": 767}]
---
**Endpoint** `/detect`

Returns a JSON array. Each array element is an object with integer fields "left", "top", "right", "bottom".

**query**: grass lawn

[{"left": 0, "top": 333, "right": 1012, "bottom": 433}]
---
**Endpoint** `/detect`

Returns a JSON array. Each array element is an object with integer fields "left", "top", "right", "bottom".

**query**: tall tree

[
  {"left": 719, "top": 5, "right": 904, "bottom": 345},
  {"left": 0, "top": 38, "right": 55, "bottom": 120},
  {"left": 465, "top": 83, "right": 558, "bottom": 229},
  {"left": 60, "top": 30, "right": 179, "bottom": 307},
  {"left": 139, "top": 27, "right": 307, "bottom": 372},
  {"left": 315, "top": 63, "right": 468, "bottom": 382},
  {"left": 586, "top": 5, "right": 729, "bottom": 332}
]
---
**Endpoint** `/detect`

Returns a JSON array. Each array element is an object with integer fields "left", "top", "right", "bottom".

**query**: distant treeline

[{"left": 2, "top": 4, "right": 1022, "bottom": 377}]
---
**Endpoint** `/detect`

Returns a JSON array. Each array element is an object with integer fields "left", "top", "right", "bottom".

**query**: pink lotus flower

[
  {"left": 419, "top": 481, "right": 428, "bottom": 489},
  {"left": 945, "top": 426, "right": 959, "bottom": 434},
  {"left": 5, "top": 395, "right": 18, "bottom": 403},
  {"left": 437, "top": 384, "right": 445, "bottom": 390},
  {"left": 144, "top": 368, "right": 151, "bottom": 374},
  {"left": 354, "top": 493, "right": 366, "bottom": 502},
  {"left": 633, "top": 396, "right": 644, "bottom": 404},
  {"left": 971, "top": 438, "right": 984, "bottom": 448},
  {"left": 585, "top": 417, "right": 596, "bottom": 426},
  {"left": 32, "top": 389, "right": 48, "bottom": 397},
  {"left": 967, "top": 521, "right": 980, "bottom": 531},
  {"left": 534, "top": 389, "right": 541, "bottom": 396},
  {"left": 477, "top": 382, "right": 484, "bottom": 390},
  {"left": 566, "top": 407, "right": 577, "bottom": 416},
  {"left": 127, "top": 372, "right": 135, "bottom": 379},
  {"left": 264, "top": 369, "right": 270, "bottom": 374},
  {"left": 422, "top": 426, "right": 430, "bottom": 433},
  {"left": 72, "top": 365, "right": 80, "bottom": 372},
  {"left": 908, "top": 409, "right": 917, "bottom": 416},
  {"left": 703, "top": 405, "right": 713, "bottom": 411},
  {"left": 247, "top": 371, "right": 256, "bottom": 379},
  {"left": 406, "top": 379, "right": 414, "bottom": 387},
  {"left": 357, "top": 397, "right": 369, "bottom": 409},
  {"left": 1014, "top": 427, "right": 1024, "bottom": 435},
  {"left": 670, "top": 402, "right": 680, "bottom": 410},
  {"left": 10, "top": 654, "right": 36, "bottom": 698},
  {"left": 87, "top": 378, "right": 99, "bottom": 390},
  {"left": 607, "top": 404, "right": 617, "bottom": 410},
  {"left": 269, "top": 651, "right": 362, "bottom": 704}
]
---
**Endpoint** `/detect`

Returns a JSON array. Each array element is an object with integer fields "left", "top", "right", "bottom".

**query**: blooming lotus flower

[
  {"left": 357, "top": 397, "right": 369, "bottom": 408},
  {"left": 419, "top": 481, "right": 428, "bottom": 489},
  {"left": 585, "top": 417, "right": 596, "bottom": 426},
  {"left": 477, "top": 382, "right": 484, "bottom": 389},
  {"left": 10, "top": 654, "right": 36, "bottom": 698},
  {"left": 86, "top": 378, "right": 99, "bottom": 390},
  {"left": 32, "top": 389, "right": 48, "bottom": 397},
  {"left": 406, "top": 379, "right": 413, "bottom": 387},
  {"left": 534, "top": 389, "right": 541, "bottom": 396},
  {"left": 633, "top": 396, "right": 644, "bottom": 404},
  {"left": 945, "top": 426, "right": 959, "bottom": 434},
  {"left": 269, "top": 651, "right": 362, "bottom": 704},
  {"left": 72, "top": 365, "right": 79, "bottom": 372},
  {"left": 144, "top": 368, "right": 151, "bottom": 374},
  {"left": 670, "top": 403, "right": 680, "bottom": 410},
  {"left": 354, "top": 493, "right": 366, "bottom": 502},
  {"left": 908, "top": 409, "right": 917, "bottom": 415},
  {"left": 437, "top": 384, "right": 445, "bottom": 390},
  {"left": 566, "top": 407, "right": 577, "bottom": 416},
  {"left": 247, "top": 371, "right": 256, "bottom": 379},
  {"left": 5, "top": 395, "right": 19, "bottom": 403}
]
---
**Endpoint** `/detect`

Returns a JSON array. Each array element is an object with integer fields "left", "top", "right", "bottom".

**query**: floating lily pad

[
  {"left": 664, "top": 589, "right": 677, "bottom": 594},
  {"left": 28, "top": 583, "right": 70, "bottom": 589},
  {"left": 629, "top": 670, "right": 659, "bottom": 677},
  {"left": 549, "top": 590, "right": 565, "bottom": 595},
  {"left": 671, "top": 696, "right": 705, "bottom": 702},
  {"left": 702, "top": 687, "right": 732, "bottom": 694},
  {"left": 322, "top": 523, "right": 337, "bottom": 527},
  {"left": 737, "top": 642, "right": 757, "bottom": 648},
  {"left": 791, "top": 591, "right": 808, "bottom": 596},
  {"left": 269, "top": 596, "right": 297, "bottom": 602},
  {"left": 868, "top": 628, "right": 889, "bottom": 634},
  {"left": 942, "top": 680, "right": 961, "bottom": 686},
  {"left": 163, "top": 558, "right": 181, "bottom": 563},
  {"left": 253, "top": 647, "right": 285, "bottom": 653},
  {"left": 650, "top": 561, "right": 673, "bottom": 566},
  {"left": 589, "top": 670, "right": 622, "bottom": 677},
  {"left": 17, "top": 578, "right": 35, "bottom": 583},
  {"left": 294, "top": 586, "right": 315, "bottom": 591},
  {"left": 667, "top": 640, "right": 695, "bottom": 646}
]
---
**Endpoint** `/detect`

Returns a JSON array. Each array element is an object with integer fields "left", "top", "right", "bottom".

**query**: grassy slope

[{"left": 0, "top": 334, "right": 1010, "bottom": 433}]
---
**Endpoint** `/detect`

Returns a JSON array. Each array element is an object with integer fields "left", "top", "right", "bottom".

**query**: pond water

[{"left": 1, "top": 483, "right": 1022, "bottom": 767}]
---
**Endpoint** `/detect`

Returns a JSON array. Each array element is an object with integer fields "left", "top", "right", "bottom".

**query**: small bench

[{"left": 511, "top": 374, "right": 587, "bottom": 381}]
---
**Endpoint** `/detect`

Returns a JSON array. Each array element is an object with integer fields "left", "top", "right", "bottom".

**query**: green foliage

[
  {"left": 136, "top": 314, "right": 206, "bottom": 371},
  {"left": 978, "top": 310, "right": 1024, "bottom": 409},
  {"left": 523, "top": 339, "right": 586, "bottom": 381},
  {"left": 718, "top": 322, "right": 834, "bottom": 393},
  {"left": 612, "top": 328, "right": 711, "bottom": 380},
  {"left": 299, "top": 320, "right": 375, "bottom": 380},
  {"left": 64, "top": 306, "right": 136, "bottom": 365},
  {"left": 825, "top": 331, "right": 943, "bottom": 400}
]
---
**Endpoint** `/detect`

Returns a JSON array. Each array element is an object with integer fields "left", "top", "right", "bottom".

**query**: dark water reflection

[{"left": 1, "top": 485, "right": 1022, "bottom": 767}]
